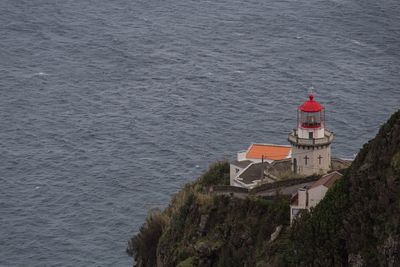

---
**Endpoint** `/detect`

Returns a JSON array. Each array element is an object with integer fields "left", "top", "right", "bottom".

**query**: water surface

[{"left": 1, "top": 0, "right": 399, "bottom": 265}]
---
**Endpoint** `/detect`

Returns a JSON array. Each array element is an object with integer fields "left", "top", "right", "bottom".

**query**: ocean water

[{"left": 0, "top": 0, "right": 399, "bottom": 266}]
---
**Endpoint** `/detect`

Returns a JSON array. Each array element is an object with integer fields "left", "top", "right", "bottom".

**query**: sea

[{"left": 1, "top": 0, "right": 399, "bottom": 266}]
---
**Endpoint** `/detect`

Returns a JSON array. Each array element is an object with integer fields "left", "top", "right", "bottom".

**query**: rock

[
  {"left": 382, "top": 235, "right": 400, "bottom": 267},
  {"left": 348, "top": 253, "right": 364, "bottom": 267},
  {"left": 195, "top": 241, "right": 211, "bottom": 257},
  {"left": 269, "top": 225, "right": 282, "bottom": 243},
  {"left": 126, "top": 239, "right": 134, "bottom": 256},
  {"left": 199, "top": 214, "right": 209, "bottom": 235}
]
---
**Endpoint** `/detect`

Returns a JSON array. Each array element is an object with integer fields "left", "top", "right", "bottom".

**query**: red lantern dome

[{"left": 300, "top": 94, "right": 324, "bottom": 113}]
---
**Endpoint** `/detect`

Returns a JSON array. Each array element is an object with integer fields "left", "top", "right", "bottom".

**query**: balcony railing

[{"left": 288, "top": 129, "right": 334, "bottom": 146}]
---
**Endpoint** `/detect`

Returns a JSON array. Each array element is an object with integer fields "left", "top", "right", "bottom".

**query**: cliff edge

[{"left": 128, "top": 110, "right": 400, "bottom": 267}]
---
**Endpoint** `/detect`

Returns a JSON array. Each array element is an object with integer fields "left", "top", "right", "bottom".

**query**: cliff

[
  {"left": 127, "top": 161, "right": 291, "bottom": 266},
  {"left": 128, "top": 110, "right": 400, "bottom": 267},
  {"left": 280, "top": 109, "right": 400, "bottom": 266}
]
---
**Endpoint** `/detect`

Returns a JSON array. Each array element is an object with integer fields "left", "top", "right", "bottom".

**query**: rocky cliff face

[
  {"left": 157, "top": 194, "right": 289, "bottom": 267},
  {"left": 128, "top": 110, "right": 400, "bottom": 267},
  {"left": 127, "top": 162, "right": 290, "bottom": 267},
  {"left": 343, "top": 110, "right": 400, "bottom": 266},
  {"left": 283, "top": 110, "right": 400, "bottom": 266}
]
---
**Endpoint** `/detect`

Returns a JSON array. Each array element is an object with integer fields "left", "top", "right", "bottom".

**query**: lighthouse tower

[{"left": 288, "top": 94, "right": 334, "bottom": 176}]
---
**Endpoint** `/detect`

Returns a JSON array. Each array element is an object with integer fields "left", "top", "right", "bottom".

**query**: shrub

[
  {"left": 198, "top": 160, "right": 230, "bottom": 188},
  {"left": 128, "top": 209, "right": 166, "bottom": 266}
]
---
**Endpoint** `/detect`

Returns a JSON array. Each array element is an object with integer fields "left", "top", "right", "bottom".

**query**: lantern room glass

[{"left": 299, "top": 110, "right": 324, "bottom": 128}]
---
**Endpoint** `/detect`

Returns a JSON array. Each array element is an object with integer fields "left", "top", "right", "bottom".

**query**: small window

[
  {"left": 292, "top": 208, "right": 300, "bottom": 216},
  {"left": 309, "top": 132, "right": 313, "bottom": 139}
]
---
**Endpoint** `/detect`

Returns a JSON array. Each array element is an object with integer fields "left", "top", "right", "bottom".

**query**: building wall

[
  {"left": 290, "top": 185, "right": 330, "bottom": 224},
  {"left": 230, "top": 164, "right": 243, "bottom": 185},
  {"left": 308, "top": 186, "right": 328, "bottom": 208},
  {"left": 298, "top": 188, "right": 307, "bottom": 208},
  {"left": 298, "top": 127, "right": 324, "bottom": 139},
  {"left": 237, "top": 151, "right": 247, "bottom": 161},
  {"left": 292, "top": 144, "right": 331, "bottom": 176}
]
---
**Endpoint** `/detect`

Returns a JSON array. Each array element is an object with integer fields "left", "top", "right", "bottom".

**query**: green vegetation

[
  {"left": 196, "top": 160, "right": 230, "bottom": 189},
  {"left": 128, "top": 160, "right": 290, "bottom": 266},
  {"left": 177, "top": 257, "right": 194, "bottom": 267},
  {"left": 127, "top": 209, "right": 167, "bottom": 267},
  {"left": 270, "top": 110, "right": 400, "bottom": 266},
  {"left": 128, "top": 110, "right": 400, "bottom": 267}
]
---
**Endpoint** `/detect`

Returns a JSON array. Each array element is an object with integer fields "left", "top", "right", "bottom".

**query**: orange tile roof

[{"left": 246, "top": 144, "right": 291, "bottom": 161}]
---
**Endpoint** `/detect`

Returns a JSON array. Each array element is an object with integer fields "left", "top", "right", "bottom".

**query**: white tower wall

[
  {"left": 297, "top": 127, "right": 325, "bottom": 139},
  {"left": 291, "top": 144, "right": 331, "bottom": 176},
  {"left": 288, "top": 95, "right": 333, "bottom": 176}
]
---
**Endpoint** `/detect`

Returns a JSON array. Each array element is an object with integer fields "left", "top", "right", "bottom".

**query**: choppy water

[{"left": 1, "top": 0, "right": 399, "bottom": 266}]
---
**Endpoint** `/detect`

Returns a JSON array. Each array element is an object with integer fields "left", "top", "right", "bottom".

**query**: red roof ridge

[
  {"left": 310, "top": 171, "right": 342, "bottom": 189},
  {"left": 248, "top": 143, "right": 291, "bottom": 148}
]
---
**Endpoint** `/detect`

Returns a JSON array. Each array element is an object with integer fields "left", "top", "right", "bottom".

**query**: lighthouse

[{"left": 288, "top": 94, "right": 334, "bottom": 176}]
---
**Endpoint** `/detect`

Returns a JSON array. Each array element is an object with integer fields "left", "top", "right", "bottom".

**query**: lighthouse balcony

[{"left": 288, "top": 129, "right": 334, "bottom": 146}]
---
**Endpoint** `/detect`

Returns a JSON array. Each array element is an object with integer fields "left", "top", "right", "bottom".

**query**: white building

[
  {"left": 230, "top": 94, "right": 338, "bottom": 189},
  {"left": 230, "top": 143, "right": 292, "bottom": 189},
  {"left": 290, "top": 171, "right": 343, "bottom": 224}
]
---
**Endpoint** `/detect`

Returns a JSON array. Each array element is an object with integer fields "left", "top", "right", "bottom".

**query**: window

[
  {"left": 318, "top": 155, "right": 323, "bottom": 165},
  {"left": 300, "top": 111, "right": 322, "bottom": 128},
  {"left": 292, "top": 208, "right": 300, "bottom": 216},
  {"left": 309, "top": 132, "right": 313, "bottom": 139},
  {"left": 304, "top": 156, "right": 309, "bottom": 165}
]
